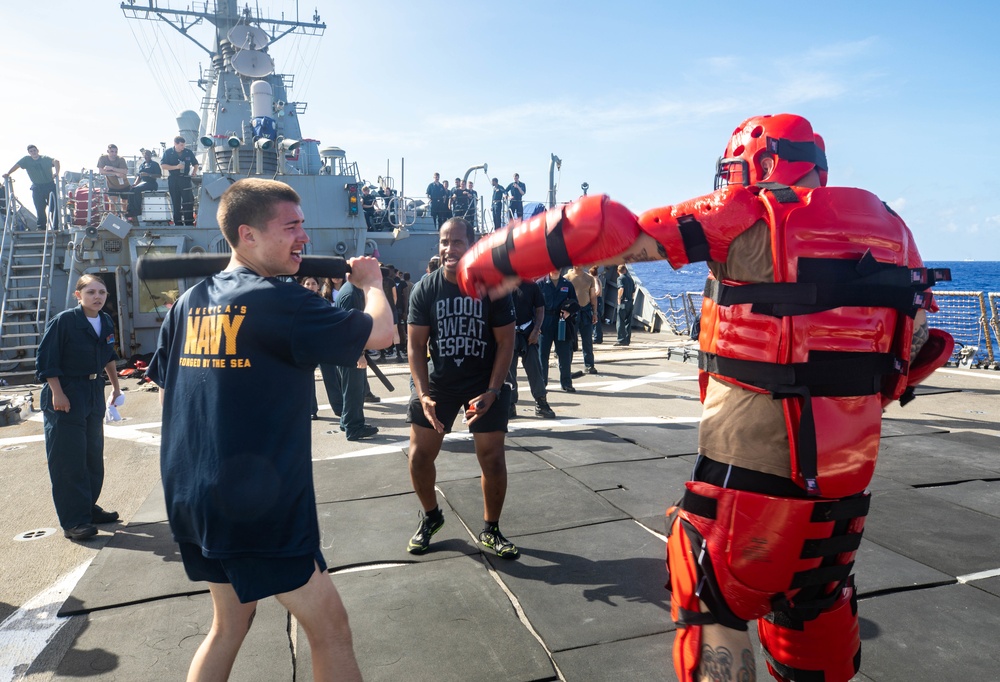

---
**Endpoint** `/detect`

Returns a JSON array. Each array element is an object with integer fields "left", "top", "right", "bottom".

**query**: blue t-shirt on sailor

[{"left": 147, "top": 267, "right": 372, "bottom": 558}]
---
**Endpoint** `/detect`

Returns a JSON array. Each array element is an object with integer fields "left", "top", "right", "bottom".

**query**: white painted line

[
  {"left": 957, "top": 567, "right": 1000, "bottom": 583},
  {"left": 0, "top": 559, "right": 92, "bottom": 680},
  {"left": 598, "top": 371, "right": 698, "bottom": 393},
  {"left": 938, "top": 368, "right": 1000, "bottom": 381}
]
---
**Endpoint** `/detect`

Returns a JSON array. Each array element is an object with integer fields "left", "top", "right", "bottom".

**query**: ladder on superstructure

[{"left": 0, "top": 230, "right": 58, "bottom": 382}]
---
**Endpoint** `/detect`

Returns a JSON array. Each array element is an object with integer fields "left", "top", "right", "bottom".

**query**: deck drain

[
  {"left": 2, "top": 445, "right": 27, "bottom": 452},
  {"left": 14, "top": 528, "right": 57, "bottom": 541}
]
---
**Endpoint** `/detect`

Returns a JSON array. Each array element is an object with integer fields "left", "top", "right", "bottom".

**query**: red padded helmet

[{"left": 714, "top": 114, "right": 828, "bottom": 189}]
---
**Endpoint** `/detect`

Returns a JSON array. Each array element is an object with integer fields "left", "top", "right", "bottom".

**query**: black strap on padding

[
  {"left": 680, "top": 488, "right": 717, "bottom": 519},
  {"left": 678, "top": 214, "right": 711, "bottom": 263},
  {"left": 544, "top": 207, "right": 573, "bottom": 270},
  {"left": 757, "top": 181, "right": 800, "bottom": 204},
  {"left": 676, "top": 607, "right": 716, "bottom": 627},
  {"left": 765, "top": 137, "right": 829, "bottom": 171},
  {"left": 490, "top": 227, "right": 518, "bottom": 276},
  {"left": 699, "top": 352, "right": 901, "bottom": 398},
  {"left": 790, "top": 561, "right": 854, "bottom": 590},
  {"left": 703, "top": 252, "right": 944, "bottom": 318},
  {"left": 810, "top": 495, "right": 871, "bottom": 522},
  {"left": 700, "top": 351, "right": 901, "bottom": 495},
  {"left": 801, "top": 533, "right": 863, "bottom": 559}
]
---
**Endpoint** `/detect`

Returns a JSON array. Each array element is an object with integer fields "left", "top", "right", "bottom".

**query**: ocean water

[
  {"left": 632, "top": 260, "right": 1000, "bottom": 366},
  {"left": 633, "top": 261, "right": 1000, "bottom": 299}
]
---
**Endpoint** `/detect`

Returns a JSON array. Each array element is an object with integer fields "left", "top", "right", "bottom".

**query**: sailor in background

[
  {"left": 3, "top": 144, "right": 60, "bottom": 229},
  {"left": 36, "top": 274, "right": 122, "bottom": 541},
  {"left": 160, "top": 135, "right": 199, "bottom": 226},
  {"left": 127, "top": 149, "right": 161, "bottom": 220},
  {"left": 456, "top": 113, "right": 954, "bottom": 682}
]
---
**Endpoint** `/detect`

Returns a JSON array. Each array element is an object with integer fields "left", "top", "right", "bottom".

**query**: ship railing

[{"left": 931, "top": 291, "right": 997, "bottom": 369}]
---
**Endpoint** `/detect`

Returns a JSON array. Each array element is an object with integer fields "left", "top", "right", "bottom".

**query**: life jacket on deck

[{"left": 697, "top": 183, "right": 948, "bottom": 498}]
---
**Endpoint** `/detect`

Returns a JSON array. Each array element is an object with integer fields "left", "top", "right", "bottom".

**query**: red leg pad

[
  {"left": 666, "top": 508, "right": 705, "bottom": 682},
  {"left": 758, "top": 583, "right": 861, "bottom": 682}
]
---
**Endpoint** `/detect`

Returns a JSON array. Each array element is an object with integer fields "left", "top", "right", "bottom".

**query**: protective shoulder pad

[{"left": 638, "top": 185, "right": 766, "bottom": 268}]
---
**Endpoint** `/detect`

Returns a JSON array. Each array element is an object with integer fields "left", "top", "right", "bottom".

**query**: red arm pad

[
  {"left": 895, "top": 327, "right": 954, "bottom": 407},
  {"left": 638, "top": 185, "right": 766, "bottom": 267},
  {"left": 457, "top": 194, "right": 641, "bottom": 296}
]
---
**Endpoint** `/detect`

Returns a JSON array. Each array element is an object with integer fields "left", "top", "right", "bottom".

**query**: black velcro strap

[
  {"left": 811, "top": 495, "right": 871, "bottom": 522},
  {"left": 757, "top": 181, "right": 800, "bottom": 204},
  {"left": 699, "top": 352, "right": 899, "bottom": 397},
  {"left": 490, "top": 228, "right": 518, "bottom": 276},
  {"left": 676, "top": 607, "right": 716, "bottom": 627},
  {"left": 680, "top": 488, "right": 717, "bottom": 519},
  {"left": 801, "top": 533, "right": 863, "bottom": 559},
  {"left": 544, "top": 207, "right": 573, "bottom": 270},
  {"left": 790, "top": 561, "right": 854, "bottom": 589},
  {"left": 678, "top": 215, "right": 711, "bottom": 263},
  {"left": 704, "top": 253, "right": 942, "bottom": 318},
  {"left": 766, "top": 137, "right": 828, "bottom": 171}
]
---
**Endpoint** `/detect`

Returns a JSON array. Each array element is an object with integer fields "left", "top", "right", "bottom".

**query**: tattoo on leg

[
  {"left": 737, "top": 648, "right": 756, "bottom": 682},
  {"left": 700, "top": 644, "right": 734, "bottom": 681}
]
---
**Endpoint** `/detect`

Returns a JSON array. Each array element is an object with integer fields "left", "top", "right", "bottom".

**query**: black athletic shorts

[
  {"left": 406, "top": 385, "right": 510, "bottom": 434},
  {"left": 179, "top": 543, "right": 329, "bottom": 604}
]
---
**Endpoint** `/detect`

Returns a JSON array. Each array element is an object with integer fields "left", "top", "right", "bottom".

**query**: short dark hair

[
  {"left": 441, "top": 217, "right": 475, "bottom": 244},
  {"left": 218, "top": 178, "right": 301, "bottom": 247},
  {"left": 174, "top": 136, "right": 186, "bottom": 144},
  {"left": 26, "top": 145, "right": 38, "bottom": 152}
]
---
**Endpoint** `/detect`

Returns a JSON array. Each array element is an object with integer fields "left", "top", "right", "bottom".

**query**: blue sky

[{"left": 2, "top": 0, "right": 997, "bottom": 261}]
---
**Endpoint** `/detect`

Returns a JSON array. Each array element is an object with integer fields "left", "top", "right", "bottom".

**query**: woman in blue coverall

[{"left": 36, "top": 274, "right": 122, "bottom": 540}]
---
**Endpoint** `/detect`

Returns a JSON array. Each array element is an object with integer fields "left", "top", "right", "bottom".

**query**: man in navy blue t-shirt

[
  {"left": 147, "top": 178, "right": 393, "bottom": 681},
  {"left": 405, "top": 217, "right": 519, "bottom": 558}
]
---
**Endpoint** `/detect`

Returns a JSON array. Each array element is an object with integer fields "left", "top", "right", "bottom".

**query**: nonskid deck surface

[{"left": 2, "top": 333, "right": 999, "bottom": 680}]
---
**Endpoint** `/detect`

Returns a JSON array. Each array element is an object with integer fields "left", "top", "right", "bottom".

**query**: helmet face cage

[{"left": 714, "top": 156, "right": 750, "bottom": 190}]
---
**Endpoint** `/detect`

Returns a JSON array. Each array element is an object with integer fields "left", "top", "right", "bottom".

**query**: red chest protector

[{"left": 698, "top": 184, "right": 944, "bottom": 498}]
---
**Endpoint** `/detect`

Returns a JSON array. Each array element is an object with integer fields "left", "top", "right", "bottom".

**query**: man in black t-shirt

[
  {"left": 147, "top": 178, "right": 393, "bottom": 680},
  {"left": 406, "top": 217, "right": 518, "bottom": 559},
  {"left": 507, "top": 280, "right": 555, "bottom": 419}
]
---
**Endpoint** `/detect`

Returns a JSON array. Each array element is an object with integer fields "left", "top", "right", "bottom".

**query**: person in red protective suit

[{"left": 457, "top": 113, "right": 954, "bottom": 682}]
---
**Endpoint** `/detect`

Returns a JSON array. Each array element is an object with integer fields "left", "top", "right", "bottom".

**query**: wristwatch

[{"left": 488, "top": 387, "right": 502, "bottom": 398}]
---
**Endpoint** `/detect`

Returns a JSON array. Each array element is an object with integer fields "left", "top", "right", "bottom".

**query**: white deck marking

[
  {"left": 938, "top": 368, "right": 1000, "bottom": 381},
  {"left": 0, "top": 560, "right": 92, "bottom": 679},
  {"left": 957, "top": 567, "right": 1000, "bottom": 583},
  {"left": 595, "top": 371, "right": 698, "bottom": 393}
]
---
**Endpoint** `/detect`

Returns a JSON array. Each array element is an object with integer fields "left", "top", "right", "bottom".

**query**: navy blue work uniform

[
  {"left": 506, "top": 280, "right": 547, "bottom": 406},
  {"left": 161, "top": 146, "right": 199, "bottom": 225},
  {"left": 36, "top": 307, "right": 118, "bottom": 530},
  {"left": 538, "top": 274, "right": 579, "bottom": 390},
  {"left": 617, "top": 270, "right": 636, "bottom": 345}
]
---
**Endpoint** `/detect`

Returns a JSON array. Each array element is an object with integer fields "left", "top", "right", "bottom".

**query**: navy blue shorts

[
  {"left": 179, "top": 543, "right": 328, "bottom": 604},
  {"left": 406, "top": 385, "right": 510, "bottom": 434}
]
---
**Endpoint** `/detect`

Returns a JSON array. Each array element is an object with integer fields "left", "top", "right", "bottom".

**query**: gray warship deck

[{"left": 2, "top": 331, "right": 999, "bottom": 680}]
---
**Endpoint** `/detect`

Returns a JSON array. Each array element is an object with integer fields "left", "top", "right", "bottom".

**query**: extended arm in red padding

[
  {"left": 457, "top": 194, "right": 641, "bottom": 296},
  {"left": 638, "top": 185, "right": 766, "bottom": 267}
]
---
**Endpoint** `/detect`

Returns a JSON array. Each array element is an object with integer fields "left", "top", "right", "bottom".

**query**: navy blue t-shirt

[
  {"left": 147, "top": 267, "right": 372, "bottom": 558},
  {"left": 408, "top": 268, "right": 514, "bottom": 398}
]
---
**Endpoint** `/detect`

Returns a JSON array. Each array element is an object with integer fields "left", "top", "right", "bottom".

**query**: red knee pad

[{"left": 758, "top": 582, "right": 861, "bottom": 682}]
